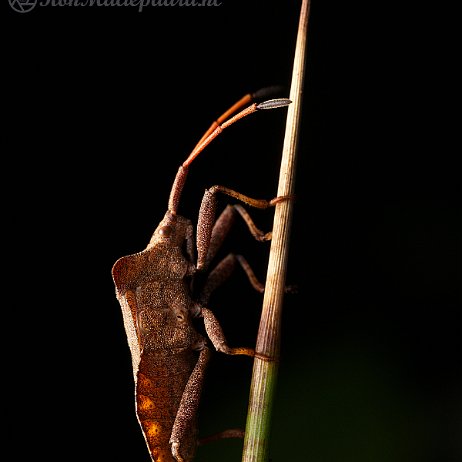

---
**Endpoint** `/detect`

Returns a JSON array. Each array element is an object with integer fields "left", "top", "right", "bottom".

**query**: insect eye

[{"left": 158, "top": 225, "right": 172, "bottom": 237}]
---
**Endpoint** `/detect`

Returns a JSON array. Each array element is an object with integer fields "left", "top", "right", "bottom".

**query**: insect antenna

[
  {"left": 192, "top": 86, "right": 285, "bottom": 150},
  {"left": 168, "top": 96, "right": 291, "bottom": 214}
]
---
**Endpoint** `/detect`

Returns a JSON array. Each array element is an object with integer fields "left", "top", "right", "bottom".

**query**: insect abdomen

[{"left": 136, "top": 351, "right": 198, "bottom": 462}]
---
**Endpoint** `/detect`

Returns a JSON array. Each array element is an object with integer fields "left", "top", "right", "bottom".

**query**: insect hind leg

[{"left": 170, "top": 345, "right": 211, "bottom": 462}]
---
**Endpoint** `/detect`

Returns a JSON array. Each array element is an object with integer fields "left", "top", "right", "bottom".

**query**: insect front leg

[
  {"left": 200, "top": 203, "right": 272, "bottom": 272},
  {"left": 196, "top": 186, "right": 289, "bottom": 270}
]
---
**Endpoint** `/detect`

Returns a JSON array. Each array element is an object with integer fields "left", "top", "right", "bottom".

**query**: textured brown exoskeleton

[{"left": 112, "top": 90, "right": 291, "bottom": 462}]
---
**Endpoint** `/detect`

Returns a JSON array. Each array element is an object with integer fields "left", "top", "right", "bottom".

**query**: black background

[{"left": 5, "top": 1, "right": 460, "bottom": 461}]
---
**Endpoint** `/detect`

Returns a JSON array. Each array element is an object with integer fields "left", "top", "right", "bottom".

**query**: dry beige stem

[{"left": 242, "top": 1, "right": 311, "bottom": 461}]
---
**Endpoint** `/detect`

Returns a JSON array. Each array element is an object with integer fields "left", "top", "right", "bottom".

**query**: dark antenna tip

[{"left": 256, "top": 98, "right": 292, "bottom": 110}]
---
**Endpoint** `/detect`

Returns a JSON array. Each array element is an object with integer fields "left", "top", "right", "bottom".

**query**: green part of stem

[{"left": 243, "top": 361, "right": 278, "bottom": 462}]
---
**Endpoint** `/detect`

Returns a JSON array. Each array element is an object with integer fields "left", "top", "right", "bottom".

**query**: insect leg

[
  {"left": 199, "top": 253, "right": 264, "bottom": 305},
  {"left": 198, "top": 428, "right": 245, "bottom": 446},
  {"left": 199, "top": 204, "right": 271, "bottom": 272},
  {"left": 199, "top": 307, "right": 255, "bottom": 357},
  {"left": 170, "top": 344, "right": 211, "bottom": 462},
  {"left": 196, "top": 186, "right": 291, "bottom": 270}
]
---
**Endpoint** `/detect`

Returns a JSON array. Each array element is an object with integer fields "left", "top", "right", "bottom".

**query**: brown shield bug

[{"left": 112, "top": 88, "right": 291, "bottom": 462}]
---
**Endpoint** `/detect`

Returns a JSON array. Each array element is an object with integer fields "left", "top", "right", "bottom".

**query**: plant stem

[{"left": 241, "top": 1, "right": 311, "bottom": 461}]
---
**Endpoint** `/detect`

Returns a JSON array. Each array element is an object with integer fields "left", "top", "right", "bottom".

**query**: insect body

[{"left": 112, "top": 90, "right": 290, "bottom": 462}]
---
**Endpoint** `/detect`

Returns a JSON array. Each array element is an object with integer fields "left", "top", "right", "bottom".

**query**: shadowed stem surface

[{"left": 241, "top": 1, "right": 311, "bottom": 461}]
